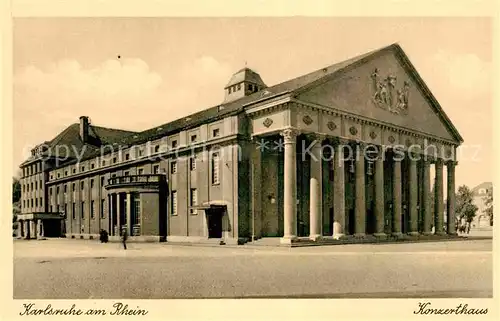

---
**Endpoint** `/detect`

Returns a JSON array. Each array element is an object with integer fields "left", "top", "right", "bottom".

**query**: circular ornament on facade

[
  {"left": 263, "top": 118, "right": 273, "bottom": 128},
  {"left": 388, "top": 136, "right": 396, "bottom": 143},
  {"left": 349, "top": 126, "right": 358, "bottom": 135},
  {"left": 327, "top": 121, "right": 337, "bottom": 131},
  {"left": 369, "top": 131, "right": 377, "bottom": 139},
  {"left": 302, "top": 115, "right": 313, "bottom": 126}
]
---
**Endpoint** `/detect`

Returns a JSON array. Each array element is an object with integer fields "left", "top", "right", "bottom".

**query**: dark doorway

[
  {"left": 206, "top": 208, "right": 223, "bottom": 238},
  {"left": 348, "top": 209, "right": 355, "bottom": 235}
]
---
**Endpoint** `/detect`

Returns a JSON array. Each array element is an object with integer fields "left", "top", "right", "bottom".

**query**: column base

[
  {"left": 309, "top": 234, "right": 322, "bottom": 241},
  {"left": 421, "top": 231, "right": 433, "bottom": 236},
  {"left": 353, "top": 233, "right": 366, "bottom": 238},
  {"left": 392, "top": 232, "right": 404, "bottom": 238},
  {"left": 332, "top": 233, "right": 345, "bottom": 240},
  {"left": 407, "top": 232, "right": 420, "bottom": 237},
  {"left": 435, "top": 231, "right": 447, "bottom": 236},
  {"left": 280, "top": 236, "right": 298, "bottom": 245},
  {"left": 373, "top": 232, "right": 387, "bottom": 239}
]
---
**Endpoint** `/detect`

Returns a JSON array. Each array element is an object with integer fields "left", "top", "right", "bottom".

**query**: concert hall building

[{"left": 17, "top": 43, "right": 463, "bottom": 245}]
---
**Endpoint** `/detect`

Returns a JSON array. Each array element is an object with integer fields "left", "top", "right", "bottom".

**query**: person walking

[{"left": 121, "top": 227, "right": 128, "bottom": 250}]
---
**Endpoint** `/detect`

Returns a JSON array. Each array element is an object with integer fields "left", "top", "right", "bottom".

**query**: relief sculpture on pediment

[{"left": 370, "top": 68, "right": 410, "bottom": 115}]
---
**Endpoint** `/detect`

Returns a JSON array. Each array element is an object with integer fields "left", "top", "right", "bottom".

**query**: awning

[{"left": 17, "top": 212, "right": 65, "bottom": 221}]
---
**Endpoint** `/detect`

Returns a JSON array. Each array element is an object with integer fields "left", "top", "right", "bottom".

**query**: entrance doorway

[{"left": 206, "top": 207, "right": 224, "bottom": 238}]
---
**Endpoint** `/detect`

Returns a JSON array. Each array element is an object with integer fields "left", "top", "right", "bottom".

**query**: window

[
  {"left": 111, "top": 174, "right": 116, "bottom": 178},
  {"left": 125, "top": 153, "right": 130, "bottom": 160},
  {"left": 139, "top": 149, "right": 143, "bottom": 157},
  {"left": 237, "top": 83, "right": 241, "bottom": 91},
  {"left": 64, "top": 184, "right": 67, "bottom": 193},
  {"left": 212, "top": 128, "right": 220, "bottom": 137},
  {"left": 35, "top": 181, "right": 38, "bottom": 190},
  {"left": 35, "top": 198, "right": 38, "bottom": 207},
  {"left": 212, "top": 153, "right": 220, "bottom": 185},
  {"left": 80, "top": 181, "right": 84, "bottom": 190},
  {"left": 72, "top": 169, "right": 76, "bottom": 174},
  {"left": 31, "top": 199, "right": 33, "bottom": 207},
  {"left": 113, "top": 157, "right": 117, "bottom": 164},
  {"left": 228, "top": 87, "right": 232, "bottom": 94},
  {"left": 170, "top": 161, "right": 177, "bottom": 174},
  {"left": 49, "top": 187, "right": 52, "bottom": 196},
  {"left": 40, "top": 198, "right": 43, "bottom": 207},
  {"left": 190, "top": 188, "right": 198, "bottom": 215},
  {"left": 124, "top": 171, "right": 129, "bottom": 176},
  {"left": 90, "top": 200, "right": 95, "bottom": 219},
  {"left": 190, "top": 134, "right": 197, "bottom": 143},
  {"left": 153, "top": 165, "right": 160, "bottom": 174},
  {"left": 171, "top": 191, "right": 177, "bottom": 215},
  {"left": 190, "top": 156, "right": 197, "bottom": 171},
  {"left": 72, "top": 202, "right": 76, "bottom": 219},
  {"left": 81, "top": 201, "right": 85, "bottom": 219},
  {"left": 171, "top": 140, "right": 178, "bottom": 149},
  {"left": 102, "top": 160, "right": 106, "bottom": 166},
  {"left": 65, "top": 171, "right": 68, "bottom": 176},
  {"left": 100, "top": 199, "right": 105, "bottom": 219},
  {"left": 154, "top": 145, "right": 160, "bottom": 153},
  {"left": 57, "top": 173, "right": 60, "bottom": 178},
  {"left": 23, "top": 200, "right": 25, "bottom": 208},
  {"left": 138, "top": 168, "right": 144, "bottom": 175},
  {"left": 56, "top": 186, "right": 60, "bottom": 194},
  {"left": 90, "top": 179, "right": 94, "bottom": 188},
  {"left": 133, "top": 195, "right": 141, "bottom": 225},
  {"left": 81, "top": 166, "right": 85, "bottom": 172},
  {"left": 72, "top": 183, "right": 76, "bottom": 191},
  {"left": 91, "top": 163, "right": 95, "bottom": 169},
  {"left": 64, "top": 204, "right": 67, "bottom": 217},
  {"left": 100, "top": 176, "right": 105, "bottom": 186}
]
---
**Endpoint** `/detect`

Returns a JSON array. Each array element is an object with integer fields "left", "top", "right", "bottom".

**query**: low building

[
  {"left": 471, "top": 182, "right": 493, "bottom": 228},
  {"left": 17, "top": 43, "right": 463, "bottom": 244}
]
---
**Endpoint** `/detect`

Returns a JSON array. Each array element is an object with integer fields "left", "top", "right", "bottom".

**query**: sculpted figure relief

[{"left": 371, "top": 68, "right": 410, "bottom": 114}]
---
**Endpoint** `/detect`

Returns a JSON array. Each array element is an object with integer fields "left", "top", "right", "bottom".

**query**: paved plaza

[{"left": 14, "top": 238, "right": 492, "bottom": 299}]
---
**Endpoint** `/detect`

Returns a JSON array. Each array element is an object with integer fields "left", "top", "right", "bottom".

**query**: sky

[{"left": 12, "top": 17, "right": 493, "bottom": 189}]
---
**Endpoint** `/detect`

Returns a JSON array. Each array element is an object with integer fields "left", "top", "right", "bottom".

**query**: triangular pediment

[{"left": 295, "top": 45, "right": 462, "bottom": 143}]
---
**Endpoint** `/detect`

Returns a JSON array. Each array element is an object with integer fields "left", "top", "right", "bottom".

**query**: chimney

[{"left": 79, "top": 116, "right": 89, "bottom": 143}]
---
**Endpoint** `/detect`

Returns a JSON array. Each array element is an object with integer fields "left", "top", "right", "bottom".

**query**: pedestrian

[{"left": 121, "top": 227, "right": 128, "bottom": 250}]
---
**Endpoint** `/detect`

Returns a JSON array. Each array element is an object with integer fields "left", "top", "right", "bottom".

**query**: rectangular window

[
  {"left": 153, "top": 165, "right": 160, "bottom": 174},
  {"left": 124, "top": 171, "right": 130, "bottom": 176},
  {"left": 212, "top": 128, "right": 220, "bottom": 137},
  {"left": 72, "top": 183, "right": 76, "bottom": 191},
  {"left": 190, "top": 134, "right": 197, "bottom": 143},
  {"left": 35, "top": 181, "right": 38, "bottom": 190},
  {"left": 72, "top": 202, "right": 76, "bottom": 219},
  {"left": 35, "top": 198, "right": 38, "bottom": 207},
  {"left": 100, "top": 176, "right": 105, "bottom": 186},
  {"left": 171, "top": 191, "right": 177, "bottom": 215},
  {"left": 49, "top": 187, "right": 52, "bottom": 195},
  {"left": 81, "top": 166, "right": 85, "bottom": 172},
  {"left": 91, "top": 163, "right": 95, "bottom": 169},
  {"left": 31, "top": 182, "right": 33, "bottom": 191},
  {"left": 100, "top": 199, "right": 105, "bottom": 219},
  {"left": 171, "top": 140, "right": 178, "bottom": 149},
  {"left": 40, "top": 197, "right": 43, "bottom": 207},
  {"left": 190, "top": 188, "right": 198, "bottom": 215},
  {"left": 56, "top": 186, "right": 60, "bottom": 194},
  {"left": 81, "top": 201, "right": 85, "bottom": 219},
  {"left": 65, "top": 170, "right": 68, "bottom": 176},
  {"left": 64, "top": 204, "right": 67, "bottom": 217},
  {"left": 134, "top": 195, "right": 141, "bottom": 225},
  {"left": 113, "top": 157, "right": 117, "bottom": 164},
  {"left": 212, "top": 153, "right": 220, "bottom": 185},
  {"left": 63, "top": 184, "right": 67, "bottom": 193},
  {"left": 90, "top": 179, "right": 94, "bottom": 188},
  {"left": 154, "top": 145, "right": 160, "bottom": 153},
  {"left": 102, "top": 160, "right": 106, "bottom": 166},
  {"left": 125, "top": 153, "right": 130, "bottom": 160},
  {"left": 80, "top": 181, "right": 84, "bottom": 190},
  {"left": 190, "top": 156, "right": 197, "bottom": 171},
  {"left": 90, "top": 200, "right": 95, "bottom": 219},
  {"left": 31, "top": 199, "right": 33, "bottom": 207},
  {"left": 171, "top": 161, "right": 177, "bottom": 174},
  {"left": 138, "top": 168, "right": 144, "bottom": 175},
  {"left": 72, "top": 168, "right": 76, "bottom": 174},
  {"left": 139, "top": 149, "right": 143, "bottom": 157}
]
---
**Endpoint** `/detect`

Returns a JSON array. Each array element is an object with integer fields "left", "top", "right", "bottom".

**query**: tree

[
  {"left": 483, "top": 187, "right": 493, "bottom": 226},
  {"left": 12, "top": 177, "right": 21, "bottom": 237},
  {"left": 455, "top": 185, "right": 478, "bottom": 229}
]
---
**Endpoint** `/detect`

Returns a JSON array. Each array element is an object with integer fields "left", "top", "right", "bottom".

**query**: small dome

[{"left": 224, "top": 67, "right": 267, "bottom": 89}]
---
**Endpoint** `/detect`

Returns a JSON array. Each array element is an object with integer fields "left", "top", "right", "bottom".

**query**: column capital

[
  {"left": 446, "top": 160, "right": 458, "bottom": 166},
  {"left": 281, "top": 128, "right": 300, "bottom": 143}
]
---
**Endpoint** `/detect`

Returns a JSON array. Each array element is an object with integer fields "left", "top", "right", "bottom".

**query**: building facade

[
  {"left": 470, "top": 182, "right": 493, "bottom": 228},
  {"left": 17, "top": 44, "right": 463, "bottom": 244}
]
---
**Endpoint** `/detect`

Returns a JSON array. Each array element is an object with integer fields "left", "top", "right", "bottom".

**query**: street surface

[{"left": 14, "top": 238, "right": 492, "bottom": 299}]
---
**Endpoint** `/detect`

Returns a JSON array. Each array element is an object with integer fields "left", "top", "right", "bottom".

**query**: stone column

[
  {"left": 309, "top": 135, "right": 323, "bottom": 240},
  {"left": 333, "top": 142, "right": 345, "bottom": 239},
  {"left": 447, "top": 161, "right": 457, "bottom": 235},
  {"left": 354, "top": 144, "right": 366, "bottom": 237},
  {"left": 281, "top": 128, "right": 299, "bottom": 244},
  {"left": 20, "top": 220, "right": 24, "bottom": 238},
  {"left": 408, "top": 157, "right": 419, "bottom": 236},
  {"left": 109, "top": 194, "right": 114, "bottom": 235},
  {"left": 116, "top": 193, "right": 121, "bottom": 236},
  {"left": 434, "top": 160, "right": 445, "bottom": 235},
  {"left": 373, "top": 153, "right": 386, "bottom": 237},
  {"left": 422, "top": 160, "right": 432, "bottom": 235},
  {"left": 251, "top": 137, "right": 262, "bottom": 240},
  {"left": 31, "top": 220, "right": 38, "bottom": 240},
  {"left": 392, "top": 157, "right": 403, "bottom": 237},
  {"left": 126, "top": 193, "right": 132, "bottom": 236},
  {"left": 25, "top": 220, "right": 30, "bottom": 239}
]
